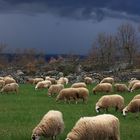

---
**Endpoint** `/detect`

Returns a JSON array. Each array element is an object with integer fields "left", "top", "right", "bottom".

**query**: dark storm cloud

[{"left": 0, "top": 0, "right": 140, "bottom": 21}]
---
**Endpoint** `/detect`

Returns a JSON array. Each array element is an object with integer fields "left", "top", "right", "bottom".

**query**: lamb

[
  {"left": 123, "top": 99, "right": 140, "bottom": 117},
  {"left": 84, "top": 77, "right": 93, "bottom": 84},
  {"left": 93, "top": 83, "right": 112, "bottom": 94},
  {"left": 100, "top": 77, "right": 114, "bottom": 84},
  {"left": 133, "top": 94, "right": 140, "bottom": 100},
  {"left": 48, "top": 84, "right": 64, "bottom": 96},
  {"left": 76, "top": 87, "right": 89, "bottom": 103},
  {"left": 35, "top": 80, "right": 52, "bottom": 90},
  {"left": 114, "top": 83, "right": 129, "bottom": 92},
  {"left": 33, "top": 78, "right": 44, "bottom": 84},
  {"left": 95, "top": 94, "right": 124, "bottom": 113},
  {"left": 71, "top": 82, "right": 87, "bottom": 88},
  {"left": 0, "top": 83, "right": 19, "bottom": 93},
  {"left": 128, "top": 79, "right": 140, "bottom": 90},
  {"left": 56, "top": 88, "right": 78, "bottom": 104},
  {"left": 130, "top": 82, "right": 140, "bottom": 92},
  {"left": 31, "top": 110, "right": 64, "bottom": 140},
  {"left": 65, "top": 114, "right": 120, "bottom": 140}
]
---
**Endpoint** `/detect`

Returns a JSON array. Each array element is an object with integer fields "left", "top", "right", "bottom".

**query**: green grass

[{"left": 0, "top": 83, "right": 140, "bottom": 140}]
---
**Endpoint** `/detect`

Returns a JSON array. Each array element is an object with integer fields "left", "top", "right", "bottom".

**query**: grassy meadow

[{"left": 0, "top": 83, "right": 140, "bottom": 140}]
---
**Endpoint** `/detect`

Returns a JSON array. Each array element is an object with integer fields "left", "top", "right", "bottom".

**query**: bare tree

[
  {"left": 88, "top": 33, "right": 117, "bottom": 70},
  {"left": 117, "top": 23, "right": 138, "bottom": 65}
]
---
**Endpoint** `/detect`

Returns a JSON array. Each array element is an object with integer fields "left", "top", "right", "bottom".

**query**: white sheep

[
  {"left": 33, "top": 78, "right": 44, "bottom": 84},
  {"left": 0, "top": 83, "right": 19, "bottom": 93},
  {"left": 56, "top": 88, "right": 78, "bottom": 104},
  {"left": 4, "top": 77, "right": 16, "bottom": 85},
  {"left": 48, "top": 84, "right": 64, "bottom": 96},
  {"left": 95, "top": 94, "right": 124, "bottom": 113},
  {"left": 57, "top": 77, "right": 69, "bottom": 85},
  {"left": 71, "top": 82, "right": 86, "bottom": 88},
  {"left": 76, "top": 87, "right": 89, "bottom": 103},
  {"left": 93, "top": 83, "right": 112, "bottom": 94},
  {"left": 32, "top": 110, "right": 64, "bottom": 140},
  {"left": 130, "top": 82, "right": 140, "bottom": 92},
  {"left": 45, "top": 76, "right": 57, "bottom": 84},
  {"left": 128, "top": 79, "right": 140, "bottom": 90},
  {"left": 100, "top": 77, "right": 114, "bottom": 84},
  {"left": 123, "top": 99, "right": 140, "bottom": 117},
  {"left": 84, "top": 77, "right": 93, "bottom": 84},
  {"left": 35, "top": 80, "right": 52, "bottom": 90},
  {"left": 66, "top": 114, "right": 120, "bottom": 140},
  {"left": 114, "top": 83, "right": 129, "bottom": 92}
]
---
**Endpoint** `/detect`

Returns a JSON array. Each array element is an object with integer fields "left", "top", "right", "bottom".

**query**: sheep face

[
  {"left": 31, "top": 134, "right": 40, "bottom": 140},
  {"left": 123, "top": 108, "right": 128, "bottom": 116},
  {"left": 95, "top": 105, "right": 100, "bottom": 113},
  {"left": 56, "top": 96, "right": 61, "bottom": 102}
]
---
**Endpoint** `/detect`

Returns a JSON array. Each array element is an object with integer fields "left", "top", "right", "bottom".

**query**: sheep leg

[
  {"left": 52, "top": 136, "right": 56, "bottom": 140},
  {"left": 115, "top": 106, "right": 118, "bottom": 112},
  {"left": 83, "top": 98, "right": 85, "bottom": 103},
  {"left": 64, "top": 98, "right": 67, "bottom": 103},
  {"left": 135, "top": 112, "right": 139, "bottom": 118},
  {"left": 105, "top": 108, "right": 108, "bottom": 113},
  {"left": 74, "top": 97, "right": 78, "bottom": 104}
]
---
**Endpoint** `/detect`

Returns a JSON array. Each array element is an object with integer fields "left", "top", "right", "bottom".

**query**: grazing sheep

[
  {"left": 84, "top": 77, "right": 93, "bottom": 84},
  {"left": 130, "top": 82, "right": 140, "bottom": 92},
  {"left": 26, "top": 77, "right": 34, "bottom": 84},
  {"left": 33, "top": 78, "right": 44, "bottom": 84},
  {"left": 133, "top": 94, "right": 140, "bottom": 100},
  {"left": 100, "top": 77, "right": 114, "bottom": 84},
  {"left": 114, "top": 83, "right": 129, "bottom": 92},
  {"left": 0, "top": 80, "right": 5, "bottom": 88},
  {"left": 0, "top": 83, "right": 19, "bottom": 93},
  {"left": 65, "top": 114, "right": 120, "bottom": 140},
  {"left": 56, "top": 88, "right": 78, "bottom": 104},
  {"left": 45, "top": 76, "right": 57, "bottom": 84},
  {"left": 128, "top": 79, "right": 140, "bottom": 90},
  {"left": 32, "top": 110, "right": 64, "bottom": 140},
  {"left": 95, "top": 94, "right": 124, "bottom": 113},
  {"left": 123, "top": 99, "right": 140, "bottom": 117},
  {"left": 4, "top": 77, "right": 16, "bottom": 85},
  {"left": 48, "top": 84, "right": 64, "bottom": 96},
  {"left": 57, "top": 77, "right": 69, "bottom": 85},
  {"left": 93, "top": 83, "right": 112, "bottom": 94},
  {"left": 71, "top": 82, "right": 87, "bottom": 88},
  {"left": 76, "top": 87, "right": 89, "bottom": 103},
  {"left": 35, "top": 80, "right": 51, "bottom": 90}
]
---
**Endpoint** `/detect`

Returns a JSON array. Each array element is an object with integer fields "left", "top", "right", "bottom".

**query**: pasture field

[{"left": 0, "top": 83, "right": 140, "bottom": 140}]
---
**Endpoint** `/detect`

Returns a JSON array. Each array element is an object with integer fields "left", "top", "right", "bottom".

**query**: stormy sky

[{"left": 0, "top": 0, "right": 140, "bottom": 54}]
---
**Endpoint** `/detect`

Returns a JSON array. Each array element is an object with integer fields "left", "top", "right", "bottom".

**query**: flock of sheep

[{"left": 1, "top": 75, "right": 140, "bottom": 140}]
